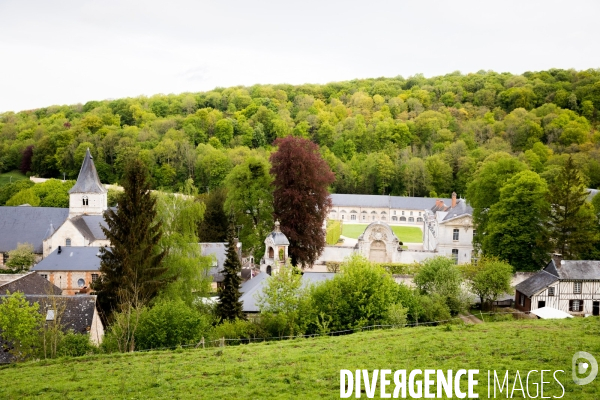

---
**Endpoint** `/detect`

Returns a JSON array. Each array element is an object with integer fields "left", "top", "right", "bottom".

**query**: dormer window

[
  {"left": 66, "top": 238, "right": 71, "bottom": 246},
  {"left": 83, "top": 196, "right": 89, "bottom": 206}
]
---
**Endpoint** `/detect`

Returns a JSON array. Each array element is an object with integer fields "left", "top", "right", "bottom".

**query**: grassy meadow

[
  {"left": 342, "top": 223, "right": 423, "bottom": 243},
  {"left": 0, "top": 318, "right": 598, "bottom": 399},
  {"left": 0, "top": 170, "right": 26, "bottom": 187}
]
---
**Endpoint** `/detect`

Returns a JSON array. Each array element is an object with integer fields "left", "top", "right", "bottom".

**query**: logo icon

[{"left": 573, "top": 351, "right": 598, "bottom": 385}]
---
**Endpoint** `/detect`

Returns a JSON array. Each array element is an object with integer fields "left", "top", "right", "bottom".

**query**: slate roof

[
  {"left": 514, "top": 270, "right": 559, "bottom": 297},
  {"left": 0, "top": 207, "right": 69, "bottom": 253},
  {"left": 0, "top": 294, "right": 99, "bottom": 363},
  {"left": 70, "top": 215, "right": 108, "bottom": 241},
  {"left": 441, "top": 200, "right": 473, "bottom": 222},
  {"left": 0, "top": 272, "right": 62, "bottom": 295},
  {"left": 330, "top": 194, "right": 451, "bottom": 210},
  {"left": 68, "top": 149, "right": 107, "bottom": 194},
  {"left": 31, "top": 246, "right": 102, "bottom": 272},
  {"left": 239, "top": 271, "right": 336, "bottom": 312},
  {"left": 265, "top": 221, "right": 289, "bottom": 246},
  {"left": 550, "top": 260, "right": 600, "bottom": 280}
]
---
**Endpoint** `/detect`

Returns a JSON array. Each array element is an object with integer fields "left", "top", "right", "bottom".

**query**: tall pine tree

[
  {"left": 216, "top": 215, "right": 245, "bottom": 321},
  {"left": 93, "top": 159, "right": 168, "bottom": 322},
  {"left": 547, "top": 156, "right": 599, "bottom": 259}
]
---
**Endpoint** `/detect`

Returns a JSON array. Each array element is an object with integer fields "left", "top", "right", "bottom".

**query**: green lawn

[
  {"left": 342, "top": 223, "right": 423, "bottom": 243},
  {"left": 0, "top": 170, "right": 27, "bottom": 187},
  {"left": 0, "top": 318, "right": 598, "bottom": 399}
]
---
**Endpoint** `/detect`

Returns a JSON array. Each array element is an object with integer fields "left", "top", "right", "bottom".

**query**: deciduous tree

[{"left": 270, "top": 136, "right": 335, "bottom": 267}]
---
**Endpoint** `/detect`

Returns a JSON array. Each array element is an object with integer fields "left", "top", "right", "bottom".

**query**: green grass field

[
  {"left": 1, "top": 318, "right": 597, "bottom": 399},
  {"left": 0, "top": 170, "right": 27, "bottom": 187},
  {"left": 342, "top": 223, "right": 423, "bottom": 243}
]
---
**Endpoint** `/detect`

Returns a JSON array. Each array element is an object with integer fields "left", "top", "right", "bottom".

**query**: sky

[{"left": 0, "top": 0, "right": 599, "bottom": 113}]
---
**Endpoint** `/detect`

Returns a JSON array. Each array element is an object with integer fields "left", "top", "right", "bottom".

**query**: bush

[
  {"left": 135, "top": 299, "right": 213, "bottom": 350},
  {"left": 211, "top": 319, "right": 266, "bottom": 344},
  {"left": 414, "top": 256, "right": 466, "bottom": 315},
  {"left": 326, "top": 220, "right": 342, "bottom": 245},
  {"left": 309, "top": 255, "right": 403, "bottom": 332},
  {"left": 57, "top": 332, "right": 95, "bottom": 357}
]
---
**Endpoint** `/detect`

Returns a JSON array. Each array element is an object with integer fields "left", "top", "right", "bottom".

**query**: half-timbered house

[{"left": 515, "top": 257, "right": 600, "bottom": 316}]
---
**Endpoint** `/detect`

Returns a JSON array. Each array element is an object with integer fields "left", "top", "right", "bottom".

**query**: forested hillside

[{"left": 2, "top": 68, "right": 600, "bottom": 197}]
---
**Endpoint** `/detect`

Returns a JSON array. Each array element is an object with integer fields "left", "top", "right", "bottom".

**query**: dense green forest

[{"left": 1, "top": 68, "right": 600, "bottom": 197}]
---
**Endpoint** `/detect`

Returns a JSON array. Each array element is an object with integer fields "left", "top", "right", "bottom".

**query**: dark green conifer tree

[
  {"left": 93, "top": 159, "right": 168, "bottom": 322},
  {"left": 216, "top": 215, "right": 245, "bottom": 321},
  {"left": 197, "top": 188, "right": 228, "bottom": 242},
  {"left": 547, "top": 156, "right": 599, "bottom": 259}
]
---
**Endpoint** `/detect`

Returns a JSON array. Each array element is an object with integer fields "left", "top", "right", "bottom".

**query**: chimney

[
  {"left": 435, "top": 199, "right": 442, "bottom": 209},
  {"left": 552, "top": 253, "right": 563, "bottom": 268},
  {"left": 57, "top": 246, "right": 62, "bottom": 254},
  {"left": 451, "top": 192, "right": 457, "bottom": 208}
]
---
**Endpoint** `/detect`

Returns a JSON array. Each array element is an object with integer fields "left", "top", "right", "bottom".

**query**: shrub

[
  {"left": 326, "top": 220, "right": 342, "bottom": 245},
  {"left": 414, "top": 256, "right": 466, "bottom": 315},
  {"left": 135, "top": 299, "right": 213, "bottom": 350},
  {"left": 57, "top": 332, "right": 95, "bottom": 357},
  {"left": 211, "top": 319, "right": 266, "bottom": 344}
]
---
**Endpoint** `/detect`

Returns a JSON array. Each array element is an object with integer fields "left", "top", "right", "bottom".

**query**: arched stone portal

[
  {"left": 357, "top": 221, "right": 401, "bottom": 263},
  {"left": 369, "top": 240, "right": 387, "bottom": 262}
]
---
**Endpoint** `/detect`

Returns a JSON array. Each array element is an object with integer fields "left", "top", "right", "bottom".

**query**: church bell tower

[{"left": 68, "top": 148, "right": 107, "bottom": 217}]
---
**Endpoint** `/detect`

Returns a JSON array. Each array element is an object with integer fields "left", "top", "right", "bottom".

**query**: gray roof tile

[
  {"left": 556, "top": 260, "right": 600, "bottom": 280},
  {"left": 68, "top": 149, "right": 107, "bottom": 194},
  {"left": 514, "top": 270, "right": 559, "bottom": 297},
  {"left": 0, "top": 207, "right": 69, "bottom": 253},
  {"left": 31, "top": 246, "right": 102, "bottom": 272},
  {"left": 71, "top": 215, "right": 108, "bottom": 241},
  {"left": 330, "top": 194, "right": 451, "bottom": 210}
]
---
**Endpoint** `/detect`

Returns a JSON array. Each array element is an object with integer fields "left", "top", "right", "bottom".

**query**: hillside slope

[{"left": 0, "top": 318, "right": 598, "bottom": 399}]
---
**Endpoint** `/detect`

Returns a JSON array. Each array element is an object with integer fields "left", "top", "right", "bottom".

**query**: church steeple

[{"left": 68, "top": 149, "right": 107, "bottom": 216}]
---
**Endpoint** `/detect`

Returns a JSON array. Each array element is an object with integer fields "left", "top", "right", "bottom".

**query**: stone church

[{"left": 0, "top": 149, "right": 109, "bottom": 293}]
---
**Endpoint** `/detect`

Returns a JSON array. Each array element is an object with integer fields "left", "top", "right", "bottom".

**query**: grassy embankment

[
  {"left": 342, "top": 223, "right": 423, "bottom": 243},
  {"left": 0, "top": 170, "right": 26, "bottom": 187},
  {"left": 0, "top": 318, "right": 598, "bottom": 399}
]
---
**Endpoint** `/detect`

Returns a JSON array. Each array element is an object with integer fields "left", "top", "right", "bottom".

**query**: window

[
  {"left": 402, "top": 211, "right": 405, "bottom": 216},
  {"left": 341, "top": 215, "right": 345, "bottom": 220},
  {"left": 46, "top": 310, "right": 55, "bottom": 321},
  {"left": 410, "top": 211, "right": 413, "bottom": 216},
  {"left": 372, "top": 216, "right": 376, "bottom": 221},
  {"left": 392, "top": 216, "right": 397, "bottom": 221},
  {"left": 65, "top": 238, "right": 71, "bottom": 246},
  {"left": 519, "top": 294, "right": 525, "bottom": 307},
  {"left": 453, "top": 229, "right": 459, "bottom": 241},
  {"left": 417, "top": 217, "right": 423, "bottom": 222},
  {"left": 400, "top": 216, "right": 406, "bottom": 222},
  {"left": 473, "top": 229, "right": 477, "bottom": 237},
  {"left": 574, "top": 282, "right": 582, "bottom": 294},
  {"left": 91, "top": 274, "right": 99, "bottom": 282},
  {"left": 393, "top": 211, "right": 396, "bottom": 215},
  {"left": 82, "top": 196, "right": 89, "bottom": 206},
  {"left": 77, "top": 278, "right": 85, "bottom": 287},
  {"left": 419, "top": 212, "right": 421, "bottom": 216},
  {"left": 2, "top": 253, "right": 8, "bottom": 265},
  {"left": 408, "top": 217, "right": 414, "bottom": 222},
  {"left": 548, "top": 287, "right": 555, "bottom": 296},
  {"left": 362, "top": 215, "right": 366, "bottom": 221},
  {"left": 451, "top": 249, "right": 459, "bottom": 264},
  {"left": 41, "top": 274, "right": 48, "bottom": 280},
  {"left": 351, "top": 214, "right": 356, "bottom": 221},
  {"left": 570, "top": 300, "right": 582, "bottom": 312}
]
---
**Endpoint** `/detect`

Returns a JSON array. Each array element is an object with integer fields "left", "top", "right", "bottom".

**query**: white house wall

[{"left": 530, "top": 280, "right": 600, "bottom": 315}]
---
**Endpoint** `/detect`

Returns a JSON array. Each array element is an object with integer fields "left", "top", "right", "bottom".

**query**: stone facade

[{"left": 357, "top": 222, "right": 401, "bottom": 263}]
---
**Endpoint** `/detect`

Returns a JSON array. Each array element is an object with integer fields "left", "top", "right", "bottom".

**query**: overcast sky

[{"left": 1, "top": 0, "right": 599, "bottom": 113}]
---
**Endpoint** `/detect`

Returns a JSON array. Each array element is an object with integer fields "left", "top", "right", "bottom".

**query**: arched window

[
  {"left": 77, "top": 278, "right": 85, "bottom": 287},
  {"left": 350, "top": 210, "right": 357, "bottom": 221},
  {"left": 82, "top": 196, "right": 89, "bottom": 206},
  {"left": 408, "top": 217, "right": 414, "bottom": 222},
  {"left": 65, "top": 238, "right": 71, "bottom": 246},
  {"left": 417, "top": 217, "right": 423, "bottom": 222},
  {"left": 392, "top": 216, "right": 397, "bottom": 221},
  {"left": 400, "top": 216, "right": 406, "bottom": 222},
  {"left": 381, "top": 211, "right": 387, "bottom": 215},
  {"left": 268, "top": 247, "right": 274, "bottom": 258},
  {"left": 266, "top": 265, "right": 272, "bottom": 276}
]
